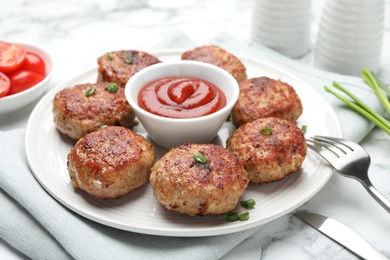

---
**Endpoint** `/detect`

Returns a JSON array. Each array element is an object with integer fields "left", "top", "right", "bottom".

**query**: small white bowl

[
  {"left": 125, "top": 61, "right": 239, "bottom": 149},
  {"left": 0, "top": 42, "right": 54, "bottom": 114}
]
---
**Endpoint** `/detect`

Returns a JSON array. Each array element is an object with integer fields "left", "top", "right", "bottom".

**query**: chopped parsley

[
  {"left": 85, "top": 87, "right": 96, "bottom": 97},
  {"left": 123, "top": 53, "right": 133, "bottom": 64},
  {"left": 261, "top": 127, "right": 272, "bottom": 135},
  {"left": 105, "top": 82, "right": 118, "bottom": 93},
  {"left": 193, "top": 152, "right": 208, "bottom": 164}
]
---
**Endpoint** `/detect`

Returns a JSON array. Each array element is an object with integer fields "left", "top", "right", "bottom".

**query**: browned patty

[
  {"left": 181, "top": 45, "right": 247, "bottom": 83},
  {"left": 231, "top": 77, "right": 303, "bottom": 128},
  {"left": 53, "top": 82, "right": 136, "bottom": 140},
  {"left": 67, "top": 126, "right": 155, "bottom": 199},
  {"left": 226, "top": 117, "right": 306, "bottom": 184},
  {"left": 150, "top": 143, "right": 249, "bottom": 216},
  {"left": 97, "top": 50, "right": 161, "bottom": 87}
]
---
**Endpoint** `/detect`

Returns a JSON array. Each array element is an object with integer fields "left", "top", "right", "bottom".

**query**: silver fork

[{"left": 306, "top": 135, "right": 390, "bottom": 214}]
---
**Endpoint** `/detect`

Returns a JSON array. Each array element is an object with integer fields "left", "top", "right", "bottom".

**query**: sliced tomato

[
  {"left": 8, "top": 70, "right": 44, "bottom": 95},
  {"left": 0, "top": 44, "right": 26, "bottom": 74},
  {"left": 0, "top": 41, "right": 11, "bottom": 49},
  {"left": 0, "top": 72, "right": 11, "bottom": 97},
  {"left": 20, "top": 52, "right": 46, "bottom": 75}
]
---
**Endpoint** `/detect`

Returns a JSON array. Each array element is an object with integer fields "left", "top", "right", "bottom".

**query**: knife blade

[{"left": 295, "top": 212, "right": 388, "bottom": 260}]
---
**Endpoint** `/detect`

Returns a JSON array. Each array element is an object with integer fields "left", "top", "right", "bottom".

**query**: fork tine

[
  {"left": 307, "top": 135, "right": 371, "bottom": 170},
  {"left": 313, "top": 135, "right": 370, "bottom": 160},
  {"left": 306, "top": 138, "right": 338, "bottom": 157},
  {"left": 308, "top": 136, "right": 390, "bottom": 214},
  {"left": 314, "top": 135, "right": 357, "bottom": 152},
  {"left": 309, "top": 136, "right": 347, "bottom": 156},
  {"left": 306, "top": 138, "right": 341, "bottom": 167}
]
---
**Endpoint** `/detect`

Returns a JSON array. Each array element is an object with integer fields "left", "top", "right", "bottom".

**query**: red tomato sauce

[{"left": 138, "top": 77, "right": 226, "bottom": 118}]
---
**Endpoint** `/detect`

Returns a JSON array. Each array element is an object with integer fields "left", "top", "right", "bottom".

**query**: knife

[{"left": 295, "top": 212, "right": 388, "bottom": 260}]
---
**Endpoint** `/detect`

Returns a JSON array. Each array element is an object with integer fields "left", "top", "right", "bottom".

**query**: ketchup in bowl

[{"left": 138, "top": 77, "right": 226, "bottom": 118}]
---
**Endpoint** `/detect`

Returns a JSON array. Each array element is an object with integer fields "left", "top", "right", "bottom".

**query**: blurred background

[{"left": 1, "top": 0, "right": 389, "bottom": 79}]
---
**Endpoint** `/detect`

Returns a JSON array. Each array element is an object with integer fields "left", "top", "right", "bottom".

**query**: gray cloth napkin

[{"left": 0, "top": 31, "right": 384, "bottom": 260}]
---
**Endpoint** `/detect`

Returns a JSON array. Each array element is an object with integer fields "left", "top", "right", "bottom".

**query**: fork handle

[{"left": 363, "top": 183, "right": 390, "bottom": 214}]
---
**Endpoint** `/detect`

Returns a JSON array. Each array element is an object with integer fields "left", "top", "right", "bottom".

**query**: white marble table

[{"left": 1, "top": 0, "right": 390, "bottom": 259}]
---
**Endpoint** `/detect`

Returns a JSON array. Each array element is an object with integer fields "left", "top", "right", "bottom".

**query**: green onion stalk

[
  {"left": 324, "top": 68, "right": 390, "bottom": 136},
  {"left": 361, "top": 68, "right": 390, "bottom": 115}
]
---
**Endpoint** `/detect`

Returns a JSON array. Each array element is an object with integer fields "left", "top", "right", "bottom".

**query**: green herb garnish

[
  {"left": 107, "top": 52, "right": 113, "bottom": 60},
  {"left": 239, "top": 212, "right": 249, "bottom": 221},
  {"left": 325, "top": 68, "right": 390, "bottom": 136},
  {"left": 123, "top": 53, "right": 133, "bottom": 64},
  {"left": 261, "top": 127, "right": 272, "bottom": 135},
  {"left": 361, "top": 68, "right": 390, "bottom": 115},
  {"left": 226, "top": 199, "right": 256, "bottom": 222},
  {"left": 226, "top": 212, "right": 250, "bottom": 222},
  {"left": 105, "top": 82, "right": 118, "bottom": 93},
  {"left": 240, "top": 199, "right": 256, "bottom": 209},
  {"left": 85, "top": 87, "right": 96, "bottom": 97},
  {"left": 193, "top": 152, "right": 208, "bottom": 164},
  {"left": 226, "top": 212, "right": 239, "bottom": 222},
  {"left": 301, "top": 125, "right": 307, "bottom": 134},
  {"left": 371, "top": 72, "right": 390, "bottom": 98}
]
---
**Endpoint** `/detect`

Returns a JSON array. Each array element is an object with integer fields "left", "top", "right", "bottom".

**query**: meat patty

[
  {"left": 67, "top": 126, "right": 155, "bottom": 199},
  {"left": 97, "top": 50, "right": 161, "bottom": 87},
  {"left": 231, "top": 77, "right": 303, "bottom": 128},
  {"left": 53, "top": 82, "right": 136, "bottom": 140},
  {"left": 181, "top": 45, "right": 247, "bottom": 83},
  {"left": 226, "top": 117, "right": 307, "bottom": 184},
  {"left": 150, "top": 143, "right": 249, "bottom": 216}
]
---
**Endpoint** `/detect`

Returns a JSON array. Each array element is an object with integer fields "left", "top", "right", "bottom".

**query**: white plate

[{"left": 25, "top": 50, "right": 342, "bottom": 237}]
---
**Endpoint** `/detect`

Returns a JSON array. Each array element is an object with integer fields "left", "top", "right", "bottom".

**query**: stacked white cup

[
  {"left": 314, "top": 0, "right": 385, "bottom": 75},
  {"left": 251, "top": 0, "right": 311, "bottom": 58}
]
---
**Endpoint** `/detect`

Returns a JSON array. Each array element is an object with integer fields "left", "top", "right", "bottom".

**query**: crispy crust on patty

[
  {"left": 97, "top": 50, "right": 161, "bottom": 87},
  {"left": 53, "top": 82, "right": 136, "bottom": 140},
  {"left": 181, "top": 45, "right": 247, "bottom": 83},
  {"left": 150, "top": 143, "right": 249, "bottom": 216},
  {"left": 231, "top": 77, "right": 303, "bottom": 128},
  {"left": 226, "top": 117, "right": 307, "bottom": 184},
  {"left": 67, "top": 126, "right": 155, "bottom": 199}
]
